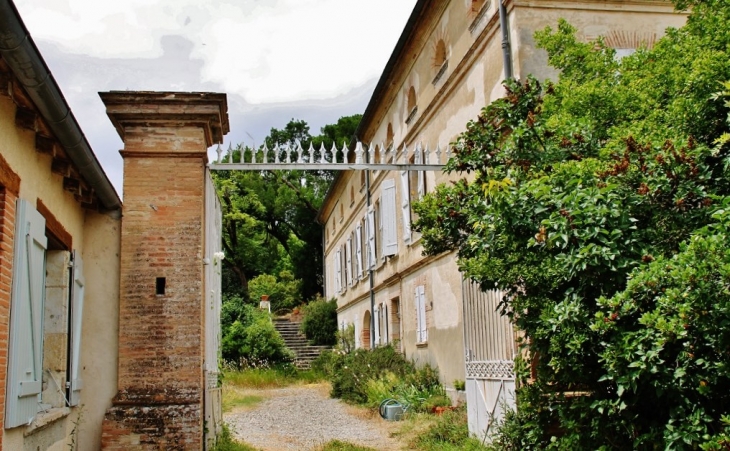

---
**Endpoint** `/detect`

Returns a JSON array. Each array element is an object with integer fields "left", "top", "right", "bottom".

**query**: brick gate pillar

[{"left": 99, "top": 92, "right": 228, "bottom": 450}]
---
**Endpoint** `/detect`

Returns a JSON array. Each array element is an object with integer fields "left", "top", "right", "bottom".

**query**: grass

[
  {"left": 392, "top": 407, "right": 491, "bottom": 451},
  {"left": 210, "top": 424, "right": 261, "bottom": 451},
  {"left": 313, "top": 440, "right": 378, "bottom": 451},
  {"left": 222, "top": 367, "right": 323, "bottom": 389},
  {"left": 222, "top": 385, "right": 265, "bottom": 413}
]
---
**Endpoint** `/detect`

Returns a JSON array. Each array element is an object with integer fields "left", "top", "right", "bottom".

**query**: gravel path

[{"left": 224, "top": 384, "right": 402, "bottom": 450}]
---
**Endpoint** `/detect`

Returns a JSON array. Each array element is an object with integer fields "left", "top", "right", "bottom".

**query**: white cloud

[{"left": 14, "top": 0, "right": 416, "bottom": 103}]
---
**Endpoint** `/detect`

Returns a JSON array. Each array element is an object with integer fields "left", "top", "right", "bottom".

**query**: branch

[{"left": 267, "top": 170, "right": 319, "bottom": 214}]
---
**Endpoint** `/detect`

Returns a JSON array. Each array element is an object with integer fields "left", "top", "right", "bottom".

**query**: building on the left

[
  {"left": 0, "top": 1, "right": 227, "bottom": 449},
  {"left": 0, "top": 1, "right": 122, "bottom": 449}
]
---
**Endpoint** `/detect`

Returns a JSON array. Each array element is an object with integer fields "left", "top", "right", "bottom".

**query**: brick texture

[
  {"left": 0, "top": 187, "right": 17, "bottom": 443},
  {"left": 100, "top": 92, "right": 227, "bottom": 450}
]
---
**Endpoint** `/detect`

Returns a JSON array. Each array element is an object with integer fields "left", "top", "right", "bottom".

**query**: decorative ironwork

[
  {"left": 209, "top": 141, "right": 447, "bottom": 171},
  {"left": 466, "top": 360, "right": 515, "bottom": 380}
]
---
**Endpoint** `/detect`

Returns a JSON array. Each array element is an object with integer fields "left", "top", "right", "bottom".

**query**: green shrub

[
  {"left": 212, "top": 423, "right": 259, "bottom": 451},
  {"left": 248, "top": 270, "right": 301, "bottom": 314},
  {"left": 300, "top": 296, "right": 338, "bottom": 346},
  {"left": 221, "top": 308, "right": 293, "bottom": 367},
  {"left": 415, "top": 407, "right": 490, "bottom": 451},
  {"left": 453, "top": 380, "right": 466, "bottom": 391}
]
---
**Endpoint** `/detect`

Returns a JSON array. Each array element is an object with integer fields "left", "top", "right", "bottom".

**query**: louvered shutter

[
  {"left": 383, "top": 304, "right": 389, "bottom": 344},
  {"left": 354, "top": 225, "right": 363, "bottom": 279},
  {"left": 416, "top": 145, "right": 425, "bottom": 199},
  {"left": 6, "top": 199, "right": 46, "bottom": 428},
  {"left": 334, "top": 249, "right": 342, "bottom": 293},
  {"left": 416, "top": 285, "right": 428, "bottom": 343},
  {"left": 374, "top": 305, "right": 380, "bottom": 346},
  {"left": 345, "top": 237, "right": 353, "bottom": 286},
  {"left": 68, "top": 251, "right": 85, "bottom": 406},
  {"left": 366, "top": 208, "right": 376, "bottom": 268},
  {"left": 381, "top": 179, "right": 398, "bottom": 256},
  {"left": 400, "top": 170, "right": 412, "bottom": 243}
]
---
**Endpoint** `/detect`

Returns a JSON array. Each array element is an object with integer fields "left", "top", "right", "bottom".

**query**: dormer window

[{"left": 405, "top": 87, "right": 418, "bottom": 124}]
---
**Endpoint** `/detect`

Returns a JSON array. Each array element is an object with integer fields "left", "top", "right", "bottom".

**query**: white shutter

[
  {"left": 383, "top": 304, "right": 389, "bottom": 344},
  {"left": 354, "top": 225, "right": 363, "bottom": 279},
  {"left": 334, "top": 249, "right": 342, "bottom": 293},
  {"left": 416, "top": 285, "right": 427, "bottom": 343},
  {"left": 400, "top": 170, "right": 412, "bottom": 243},
  {"left": 68, "top": 251, "right": 85, "bottom": 406},
  {"left": 345, "top": 237, "right": 353, "bottom": 286},
  {"left": 381, "top": 179, "right": 398, "bottom": 256},
  {"left": 374, "top": 305, "right": 380, "bottom": 346},
  {"left": 6, "top": 199, "right": 46, "bottom": 428},
  {"left": 366, "top": 208, "right": 376, "bottom": 268},
  {"left": 416, "top": 145, "right": 425, "bottom": 199}
]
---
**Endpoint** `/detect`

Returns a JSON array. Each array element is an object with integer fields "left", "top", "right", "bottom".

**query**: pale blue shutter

[
  {"left": 334, "top": 249, "right": 342, "bottom": 293},
  {"left": 6, "top": 199, "right": 46, "bottom": 428},
  {"left": 366, "top": 209, "right": 376, "bottom": 268},
  {"left": 416, "top": 285, "right": 427, "bottom": 343},
  {"left": 416, "top": 145, "right": 425, "bottom": 199},
  {"left": 345, "top": 237, "right": 353, "bottom": 287},
  {"left": 381, "top": 179, "right": 397, "bottom": 256},
  {"left": 374, "top": 305, "right": 380, "bottom": 346},
  {"left": 354, "top": 225, "right": 362, "bottom": 279},
  {"left": 68, "top": 251, "right": 84, "bottom": 406},
  {"left": 400, "top": 170, "right": 411, "bottom": 243}
]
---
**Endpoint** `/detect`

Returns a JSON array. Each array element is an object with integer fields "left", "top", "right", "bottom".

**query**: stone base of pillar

[{"left": 101, "top": 402, "right": 202, "bottom": 450}]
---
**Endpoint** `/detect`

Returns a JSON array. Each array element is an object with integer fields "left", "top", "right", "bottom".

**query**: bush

[
  {"left": 364, "top": 363, "right": 447, "bottom": 412},
  {"left": 221, "top": 307, "right": 293, "bottom": 367},
  {"left": 300, "top": 296, "right": 338, "bottom": 346},
  {"left": 414, "top": 407, "right": 490, "bottom": 451},
  {"left": 248, "top": 270, "right": 302, "bottom": 314}
]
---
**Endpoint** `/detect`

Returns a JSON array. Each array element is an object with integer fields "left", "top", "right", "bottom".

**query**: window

[
  {"left": 5, "top": 199, "right": 85, "bottom": 428},
  {"left": 374, "top": 305, "right": 380, "bottom": 346},
  {"left": 415, "top": 285, "right": 428, "bottom": 344},
  {"left": 432, "top": 39, "right": 448, "bottom": 85},
  {"left": 471, "top": 0, "right": 486, "bottom": 13},
  {"left": 345, "top": 236, "right": 353, "bottom": 287},
  {"left": 334, "top": 248, "right": 342, "bottom": 294},
  {"left": 391, "top": 298, "right": 401, "bottom": 351},
  {"left": 354, "top": 224, "right": 363, "bottom": 279},
  {"left": 366, "top": 206, "right": 376, "bottom": 269},
  {"left": 381, "top": 179, "right": 398, "bottom": 257},
  {"left": 400, "top": 169, "right": 412, "bottom": 244},
  {"left": 406, "top": 87, "right": 418, "bottom": 124},
  {"left": 407, "top": 145, "right": 427, "bottom": 237}
]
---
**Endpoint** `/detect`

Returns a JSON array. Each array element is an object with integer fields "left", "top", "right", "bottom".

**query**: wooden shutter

[
  {"left": 354, "top": 225, "right": 363, "bottom": 279},
  {"left": 416, "top": 145, "right": 425, "bottom": 199},
  {"left": 374, "top": 305, "right": 380, "bottom": 346},
  {"left": 334, "top": 249, "right": 342, "bottom": 293},
  {"left": 383, "top": 303, "right": 389, "bottom": 344},
  {"left": 381, "top": 179, "right": 397, "bottom": 256},
  {"left": 345, "top": 237, "right": 353, "bottom": 286},
  {"left": 366, "top": 208, "right": 376, "bottom": 268},
  {"left": 68, "top": 251, "right": 84, "bottom": 406},
  {"left": 6, "top": 199, "right": 46, "bottom": 428},
  {"left": 416, "top": 285, "right": 427, "bottom": 343},
  {"left": 400, "top": 170, "right": 412, "bottom": 243}
]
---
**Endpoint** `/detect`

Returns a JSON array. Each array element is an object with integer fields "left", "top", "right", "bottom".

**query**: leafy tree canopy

[{"left": 414, "top": 1, "right": 730, "bottom": 448}]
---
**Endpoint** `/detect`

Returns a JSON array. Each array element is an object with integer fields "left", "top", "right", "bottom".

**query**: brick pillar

[{"left": 99, "top": 92, "right": 228, "bottom": 450}]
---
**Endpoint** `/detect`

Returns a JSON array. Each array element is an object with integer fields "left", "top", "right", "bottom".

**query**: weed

[
  {"left": 313, "top": 440, "right": 377, "bottom": 451},
  {"left": 210, "top": 423, "right": 260, "bottom": 451}
]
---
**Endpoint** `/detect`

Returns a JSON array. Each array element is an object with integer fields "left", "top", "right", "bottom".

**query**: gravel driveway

[{"left": 224, "top": 384, "right": 402, "bottom": 450}]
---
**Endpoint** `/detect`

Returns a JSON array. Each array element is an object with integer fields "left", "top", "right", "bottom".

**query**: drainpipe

[
  {"left": 0, "top": 0, "right": 121, "bottom": 211},
  {"left": 498, "top": 0, "right": 514, "bottom": 80},
  {"left": 365, "top": 167, "right": 375, "bottom": 350}
]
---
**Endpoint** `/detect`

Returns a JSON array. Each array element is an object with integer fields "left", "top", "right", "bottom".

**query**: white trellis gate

[{"left": 462, "top": 279, "right": 518, "bottom": 442}]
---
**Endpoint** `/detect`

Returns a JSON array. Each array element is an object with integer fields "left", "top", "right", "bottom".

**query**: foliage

[
  {"left": 222, "top": 389, "right": 264, "bottom": 414},
  {"left": 336, "top": 323, "right": 356, "bottom": 354},
  {"left": 453, "top": 380, "right": 466, "bottom": 392},
  {"left": 211, "top": 423, "right": 260, "bottom": 451},
  {"left": 221, "top": 306, "right": 293, "bottom": 367},
  {"left": 222, "top": 365, "right": 322, "bottom": 389},
  {"left": 364, "top": 364, "right": 447, "bottom": 413},
  {"left": 412, "top": 407, "right": 490, "bottom": 451},
  {"left": 248, "top": 271, "right": 302, "bottom": 314},
  {"left": 213, "top": 115, "right": 361, "bottom": 301},
  {"left": 300, "top": 296, "right": 338, "bottom": 345},
  {"left": 313, "top": 441, "right": 377, "bottom": 451},
  {"left": 413, "top": 1, "right": 730, "bottom": 448}
]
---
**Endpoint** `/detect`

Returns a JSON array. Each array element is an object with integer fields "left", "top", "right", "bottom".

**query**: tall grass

[{"left": 222, "top": 366, "right": 322, "bottom": 389}]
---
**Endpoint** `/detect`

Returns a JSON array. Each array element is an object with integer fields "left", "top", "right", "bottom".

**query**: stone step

[{"left": 273, "top": 319, "right": 332, "bottom": 369}]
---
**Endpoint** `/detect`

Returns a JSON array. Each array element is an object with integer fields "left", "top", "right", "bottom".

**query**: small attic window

[
  {"left": 386, "top": 123, "right": 394, "bottom": 149},
  {"left": 471, "top": 0, "right": 486, "bottom": 13},
  {"left": 405, "top": 87, "right": 418, "bottom": 124},
  {"left": 469, "top": 0, "right": 490, "bottom": 32},
  {"left": 432, "top": 39, "right": 448, "bottom": 85}
]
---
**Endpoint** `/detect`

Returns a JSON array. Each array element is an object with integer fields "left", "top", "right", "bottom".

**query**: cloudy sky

[{"left": 13, "top": 0, "right": 417, "bottom": 197}]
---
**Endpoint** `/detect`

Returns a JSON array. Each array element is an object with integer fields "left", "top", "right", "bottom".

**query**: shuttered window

[
  {"left": 366, "top": 207, "right": 376, "bottom": 268},
  {"left": 374, "top": 305, "right": 381, "bottom": 346},
  {"left": 68, "top": 251, "right": 84, "bottom": 406},
  {"left": 415, "top": 145, "right": 426, "bottom": 199},
  {"left": 334, "top": 249, "right": 342, "bottom": 293},
  {"left": 345, "top": 237, "right": 353, "bottom": 287},
  {"left": 400, "top": 170, "right": 412, "bottom": 244},
  {"left": 354, "top": 225, "right": 363, "bottom": 279},
  {"left": 416, "top": 285, "right": 428, "bottom": 344},
  {"left": 6, "top": 199, "right": 47, "bottom": 428},
  {"left": 381, "top": 179, "right": 397, "bottom": 256}
]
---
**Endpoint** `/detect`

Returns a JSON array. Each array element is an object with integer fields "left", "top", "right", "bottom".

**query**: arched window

[
  {"left": 386, "top": 123, "right": 394, "bottom": 149},
  {"left": 406, "top": 87, "right": 417, "bottom": 124},
  {"left": 434, "top": 39, "right": 447, "bottom": 68},
  {"left": 471, "top": 0, "right": 486, "bottom": 13}
]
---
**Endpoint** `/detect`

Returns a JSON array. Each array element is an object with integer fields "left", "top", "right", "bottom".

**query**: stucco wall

[{"left": 0, "top": 89, "right": 121, "bottom": 451}]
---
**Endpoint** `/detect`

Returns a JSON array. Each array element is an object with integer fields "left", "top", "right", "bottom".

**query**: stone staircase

[{"left": 273, "top": 318, "right": 331, "bottom": 369}]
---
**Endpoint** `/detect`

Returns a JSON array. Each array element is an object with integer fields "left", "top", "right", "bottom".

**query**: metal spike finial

[
  {"left": 330, "top": 141, "right": 338, "bottom": 164},
  {"left": 308, "top": 142, "right": 315, "bottom": 164},
  {"left": 227, "top": 143, "right": 233, "bottom": 163},
  {"left": 296, "top": 139, "right": 304, "bottom": 163},
  {"left": 274, "top": 143, "right": 281, "bottom": 164},
  {"left": 423, "top": 143, "right": 430, "bottom": 164},
  {"left": 401, "top": 142, "right": 408, "bottom": 164},
  {"left": 318, "top": 141, "right": 327, "bottom": 163},
  {"left": 379, "top": 143, "right": 385, "bottom": 165},
  {"left": 435, "top": 144, "right": 442, "bottom": 164},
  {"left": 285, "top": 143, "right": 292, "bottom": 164},
  {"left": 355, "top": 141, "right": 364, "bottom": 164}
]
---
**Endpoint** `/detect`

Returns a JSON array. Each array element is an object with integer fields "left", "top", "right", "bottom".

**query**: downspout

[
  {"left": 0, "top": 0, "right": 121, "bottom": 211},
  {"left": 498, "top": 0, "right": 514, "bottom": 80},
  {"left": 365, "top": 167, "right": 375, "bottom": 350}
]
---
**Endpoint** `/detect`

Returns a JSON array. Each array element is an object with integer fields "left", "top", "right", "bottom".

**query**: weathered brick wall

[{"left": 100, "top": 92, "right": 227, "bottom": 450}]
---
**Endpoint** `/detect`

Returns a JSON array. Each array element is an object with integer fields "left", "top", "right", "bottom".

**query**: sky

[{"left": 13, "top": 0, "right": 418, "bottom": 197}]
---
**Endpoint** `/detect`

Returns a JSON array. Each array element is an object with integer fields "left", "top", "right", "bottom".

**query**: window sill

[
  {"left": 24, "top": 407, "right": 70, "bottom": 436},
  {"left": 416, "top": 341, "right": 428, "bottom": 348}
]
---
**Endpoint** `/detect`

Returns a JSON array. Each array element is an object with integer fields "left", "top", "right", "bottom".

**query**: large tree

[
  {"left": 414, "top": 2, "right": 730, "bottom": 448},
  {"left": 215, "top": 115, "right": 362, "bottom": 302}
]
